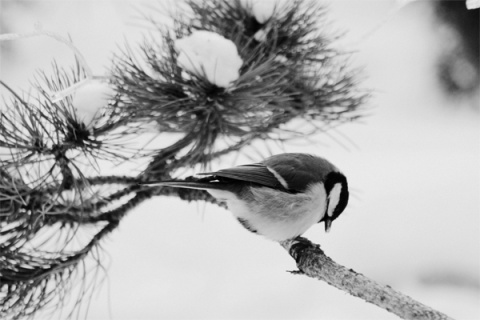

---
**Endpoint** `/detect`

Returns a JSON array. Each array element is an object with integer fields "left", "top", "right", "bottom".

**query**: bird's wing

[
  {"left": 198, "top": 163, "right": 286, "bottom": 190},
  {"left": 263, "top": 153, "right": 336, "bottom": 192}
]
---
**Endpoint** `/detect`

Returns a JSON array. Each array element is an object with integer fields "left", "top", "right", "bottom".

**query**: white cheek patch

[
  {"left": 327, "top": 183, "right": 342, "bottom": 217},
  {"left": 266, "top": 166, "right": 289, "bottom": 189}
]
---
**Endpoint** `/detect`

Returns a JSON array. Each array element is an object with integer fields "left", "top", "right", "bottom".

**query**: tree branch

[{"left": 280, "top": 237, "right": 454, "bottom": 320}]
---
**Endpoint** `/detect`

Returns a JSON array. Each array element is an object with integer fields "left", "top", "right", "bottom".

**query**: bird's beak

[{"left": 324, "top": 218, "right": 333, "bottom": 232}]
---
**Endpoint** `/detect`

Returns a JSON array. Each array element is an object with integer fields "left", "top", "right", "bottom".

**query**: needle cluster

[{"left": 113, "top": 0, "right": 367, "bottom": 172}]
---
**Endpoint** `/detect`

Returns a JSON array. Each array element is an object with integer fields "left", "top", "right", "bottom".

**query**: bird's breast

[{"left": 209, "top": 183, "right": 328, "bottom": 241}]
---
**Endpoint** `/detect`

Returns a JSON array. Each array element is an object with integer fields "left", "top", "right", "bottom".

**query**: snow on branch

[{"left": 113, "top": 0, "right": 368, "bottom": 173}]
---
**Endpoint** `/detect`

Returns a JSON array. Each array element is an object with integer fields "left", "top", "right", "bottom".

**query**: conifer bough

[{"left": 0, "top": 0, "right": 405, "bottom": 319}]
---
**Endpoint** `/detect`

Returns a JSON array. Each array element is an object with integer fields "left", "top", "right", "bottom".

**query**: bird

[{"left": 145, "top": 153, "right": 349, "bottom": 242}]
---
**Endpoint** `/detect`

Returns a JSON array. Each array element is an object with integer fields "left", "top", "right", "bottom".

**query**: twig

[{"left": 280, "top": 237, "right": 454, "bottom": 320}]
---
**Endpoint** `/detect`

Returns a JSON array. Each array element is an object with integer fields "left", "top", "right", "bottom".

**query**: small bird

[{"left": 146, "top": 153, "right": 349, "bottom": 241}]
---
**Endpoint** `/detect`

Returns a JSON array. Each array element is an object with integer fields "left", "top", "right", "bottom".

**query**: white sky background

[{"left": 0, "top": 1, "right": 479, "bottom": 319}]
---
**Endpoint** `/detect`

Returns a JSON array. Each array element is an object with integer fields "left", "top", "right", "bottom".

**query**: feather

[
  {"left": 199, "top": 163, "right": 286, "bottom": 190},
  {"left": 263, "top": 153, "right": 337, "bottom": 192},
  {"left": 144, "top": 180, "right": 227, "bottom": 190}
]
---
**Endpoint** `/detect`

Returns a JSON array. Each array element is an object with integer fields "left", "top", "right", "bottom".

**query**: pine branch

[
  {"left": 280, "top": 237, "right": 454, "bottom": 320},
  {"left": 1, "top": 0, "right": 370, "bottom": 318}
]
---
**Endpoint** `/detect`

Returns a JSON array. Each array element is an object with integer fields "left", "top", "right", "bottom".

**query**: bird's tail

[{"left": 142, "top": 180, "right": 225, "bottom": 191}]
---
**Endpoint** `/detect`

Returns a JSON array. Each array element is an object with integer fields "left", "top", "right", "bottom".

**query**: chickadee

[{"left": 146, "top": 153, "right": 349, "bottom": 241}]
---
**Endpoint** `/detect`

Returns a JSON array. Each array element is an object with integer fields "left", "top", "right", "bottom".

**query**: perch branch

[{"left": 280, "top": 237, "right": 454, "bottom": 320}]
